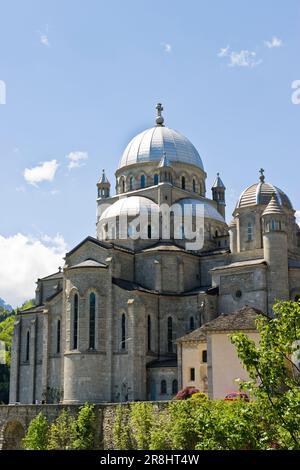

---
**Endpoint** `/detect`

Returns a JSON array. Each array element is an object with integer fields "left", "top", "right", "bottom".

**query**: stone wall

[{"left": 0, "top": 403, "right": 159, "bottom": 450}]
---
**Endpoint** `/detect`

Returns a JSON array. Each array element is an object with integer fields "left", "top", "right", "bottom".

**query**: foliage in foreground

[
  {"left": 22, "top": 412, "right": 50, "bottom": 450},
  {"left": 23, "top": 404, "right": 96, "bottom": 450},
  {"left": 112, "top": 400, "right": 276, "bottom": 450},
  {"left": 231, "top": 300, "right": 300, "bottom": 449}
]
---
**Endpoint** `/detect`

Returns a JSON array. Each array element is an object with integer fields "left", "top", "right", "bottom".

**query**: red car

[{"left": 224, "top": 392, "right": 249, "bottom": 402}]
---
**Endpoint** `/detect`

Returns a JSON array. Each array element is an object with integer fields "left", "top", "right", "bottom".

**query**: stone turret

[
  {"left": 97, "top": 169, "right": 110, "bottom": 199},
  {"left": 157, "top": 152, "right": 173, "bottom": 207},
  {"left": 262, "top": 193, "right": 289, "bottom": 313},
  {"left": 212, "top": 173, "right": 226, "bottom": 219}
]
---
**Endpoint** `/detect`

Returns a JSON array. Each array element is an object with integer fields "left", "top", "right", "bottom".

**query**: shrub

[
  {"left": 175, "top": 386, "right": 199, "bottom": 400},
  {"left": 112, "top": 405, "right": 133, "bottom": 450},
  {"left": 73, "top": 403, "right": 96, "bottom": 450},
  {"left": 189, "top": 392, "right": 208, "bottom": 401},
  {"left": 129, "top": 402, "right": 154, "bottom": 450},
  {"left": 47, "top": 410, "right": 77, "bottom": 450},
  {"left": 22, "top": 412, "right": 49, "bottom": 450}
]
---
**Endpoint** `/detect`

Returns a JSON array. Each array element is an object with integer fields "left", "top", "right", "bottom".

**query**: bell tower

[
  {"left": 97, "top": 169, "right": 110, "bottom": 199},
  {"left": 212, "top": 173, "right": 226, "bottom": 219},
  {"left": 262, "top": 193, "right": 289, "bottom": 314}
]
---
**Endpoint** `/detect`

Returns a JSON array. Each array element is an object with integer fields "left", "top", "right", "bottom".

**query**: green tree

[
  {"left": 0, "top": 315, "right": 15, "bottom": 366},
  {"left": 129, "top": 402, "right": 154, "bottom": 450},
  {"left": 112, "top": 405, "right": 133, "bottom": 450},
  {"left": 231, "top": 300, "right": 300, "bottom": 449},
  {"left": 22, "top": 412, "right": 50, "bottom": 450},
  {"left": 48, "top": 410, "right": 77, "bottom": 450},
  {"left": 73, "top": 403, "right": 96, "bottom": 450}
]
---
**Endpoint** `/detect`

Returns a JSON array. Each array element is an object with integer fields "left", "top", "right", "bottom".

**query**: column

[{"left": 9, "top": 319, "right": 21, "bottom": 403}]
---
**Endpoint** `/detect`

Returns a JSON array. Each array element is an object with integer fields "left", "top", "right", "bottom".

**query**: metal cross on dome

[
  {"left": 259, "top": 168, "right": 265, "bottom": 183},
  {"left": 156, "top": 103, "right": 164, "bottom": 126}
]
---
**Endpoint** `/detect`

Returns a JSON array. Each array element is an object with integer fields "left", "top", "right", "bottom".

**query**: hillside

[{"left": 0, "top": 298, "right": 12, "bottom": 312}]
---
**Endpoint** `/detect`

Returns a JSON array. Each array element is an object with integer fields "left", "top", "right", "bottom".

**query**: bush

[
  {"left": 22, "top": 412, "right": 49, "bottom": 450},
  {"left": 129, "top": 402, "right": 154, "bottom": 450},
  {"left": 189, "top": 392, "right": 208, "bottom": 401},
  {"left": 175, "top": 386, "right": 200, "bottom": 400},
  {"left": 47, "top": 410, "right": 77, "bottom": 450},
  {"left": 112, "top": 405, "right": 133, "bottom": 450},
  {"left": 73, "top": 403, "right": 96, "bottom": 450}
]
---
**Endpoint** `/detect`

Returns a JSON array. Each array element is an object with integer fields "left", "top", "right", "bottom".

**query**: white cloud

[
  {"left": 218, "top": 46, "right": 262, "bottom": 68},
  {"left": 24, "top": 159, "right": 59, "bottom": 186},
  {"left": 66, "top": 151, "right": 88, "bottom": 169},
  {"left": 0, "top": 233, "right": 67, "bottom": 307},
  {"left": 229, "top": 50, "right": 262, "bottom": 68},
  {"left": 264, "top": 37, "right": 282, "bottom": 48},
  {"left": 162, "top": 43, "right": 172, "bottom": 53},
  {"left": 218, "top": 45, "right": 230, "bottom": 57},
  {"left": 296, "top": 210, "right": 300, "bottom": 226},
  {"left": 40, "top": 34, "right": 50, "bottom": 47}
]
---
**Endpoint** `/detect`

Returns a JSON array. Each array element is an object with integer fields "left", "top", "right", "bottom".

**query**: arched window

[
  {"left": 89, "top": 293, "right": 96, "bottom": 349},
  {"left": 73, "top": 294, "right": 79, "bottom": 350},
  {"left": 129, "top": 176, "right": 133, "bottom": 191},
  {"left": 147, "top": 315, "right": 151, "bottom": 351},
  {"left": 26, "top": 331, "right": 30, "bottom": 362},
  {"left": 167, "top": 316, "right": 173, "bottom": 353},
  {"left": 148, "top": 224, "right": 151, "bottom": 239},
  {"left": 247, "top": 223, "right": 253, "bottom": 241},
  {"left": 57, "top": 319, "right": 61, "bottom": 354},
  {"left": 192, "top": 179, "right": 196, "bottom": 192},
  {"left": 189, "top": 316, "right": 195, "bottom": 331},
  {"left": 161, "top": 379, "right": 167, "bottom": 394},
  {"left": 141, "top": 175, "right": 146, "bottom": 188},
  {"left": 122, "top": 179, "right": 125, "bottom": 193},
  {"left": 121, "top": 313, "right": 126, "bottom": 350},
  {"left": 154, "top": 174, "right": 159, "bottom": 185},
  {"left": 181, "top": 176, "right": 186, "bottom": 190},
  {"left": 172, "top": 379, "right": 178, "bottom": 395}
]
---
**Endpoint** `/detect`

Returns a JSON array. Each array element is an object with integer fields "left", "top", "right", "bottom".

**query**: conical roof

[
  {"left": 212, "top": 173, "right": 225, "bottom": 189},
  {"left": 262, "top": 193, "right": 285, "bottom": 217}
]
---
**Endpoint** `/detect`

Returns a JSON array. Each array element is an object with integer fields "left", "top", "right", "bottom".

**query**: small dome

[
  {"left": 118, "top": 126, "right": 204, "bottom": 171},
  {"left": 100, "top": 196, "right": 159, "bottom": 220},
  {"left": 237, "top": 182, "right": 293, "bottom": 211},
  {"left": 262, "top": 194, "right": 285, "bottom": 217},
  {"left": 177, "top": 198, "right": 226, "bottom": 223}
]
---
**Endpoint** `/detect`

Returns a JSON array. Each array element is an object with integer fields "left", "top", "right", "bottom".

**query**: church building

[{"left": 9, "top": 104, "right": 300, "bottom": 404}]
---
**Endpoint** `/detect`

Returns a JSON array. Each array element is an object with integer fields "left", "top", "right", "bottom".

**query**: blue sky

[{"left": 0, "top": 0, "right": 299, "bottom": 305}]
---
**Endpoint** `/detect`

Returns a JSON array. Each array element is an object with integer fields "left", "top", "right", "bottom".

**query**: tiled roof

[
  {"left": 68, "top": 259, "right": 107, "bottom": 269},
  {"left": 176, "top": 329, "right": 207, "bottom": 343},
  {"left": 147, "top": 357, "right": 177, "bottom": 369},
  {"left": 112, "top": 278, "right": 218, "bottom": 297},
  {"left": 40, "top": 271, "right": 63, "bottom": 281},
  {"left": 200, "top": 306, "right": 267, "bottom": 332},
  {"left": 210, "top": 259, "right": 266, "bottom": 271},
  {"left": 177, "top": 306, "right": 267, "bottom": 341}
]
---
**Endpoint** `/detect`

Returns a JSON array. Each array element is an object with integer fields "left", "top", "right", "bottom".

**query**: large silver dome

[{"left": 118, "top": 126, "right": 204, "bottom": 171}]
